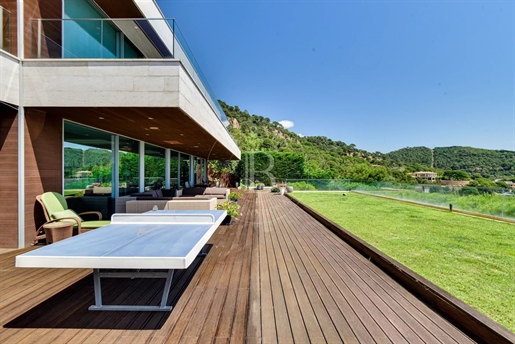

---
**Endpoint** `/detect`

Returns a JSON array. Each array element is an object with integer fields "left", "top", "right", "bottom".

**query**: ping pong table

[{"left": 16, "top": 210, "right": 227, "bottom": 311}]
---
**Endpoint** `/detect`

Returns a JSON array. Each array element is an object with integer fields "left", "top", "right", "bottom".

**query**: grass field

[{"left": 291, "top": 191, "right": 515, "bottom": 332}]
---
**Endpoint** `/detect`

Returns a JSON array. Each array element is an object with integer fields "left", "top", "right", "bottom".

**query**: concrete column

[
  {"left": 165, "top": 149, "right": 171, "bottom": 189},
  {"left": 112, "top": 135, "right": 119, "bottom": 197},
  {"left": 139, "top": 141, "right": 145, "bottom": 192},
  {"left": 177, "top": 153, "right": 181, "bottom": 187},
  {"left": 17, "top": 0, "right": 25, "bottom": 248},
  {"left": 189, "top": 155, "right": 194, "bottom": 186}
]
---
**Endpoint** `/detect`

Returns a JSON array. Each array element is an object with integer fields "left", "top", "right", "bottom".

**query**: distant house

[
  {"left": 75, "top": 171, "right": 93, "bottom": 178},
  {"left": 411, "top": 171, "right": 437, "bottom": 183}
]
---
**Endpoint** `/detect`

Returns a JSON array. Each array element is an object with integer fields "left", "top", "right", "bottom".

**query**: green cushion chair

[{"left": 34, "top": 191, "right": 110, "bottom": 244}]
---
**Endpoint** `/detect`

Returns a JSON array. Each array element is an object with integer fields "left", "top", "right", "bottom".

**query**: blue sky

[{"left": 157, "top": 0, "right": 514, "bottom": 153}]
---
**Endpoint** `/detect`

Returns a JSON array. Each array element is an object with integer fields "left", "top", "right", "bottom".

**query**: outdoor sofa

[{"left": 180, "top": 187, "right": 229, "bottom": 205}]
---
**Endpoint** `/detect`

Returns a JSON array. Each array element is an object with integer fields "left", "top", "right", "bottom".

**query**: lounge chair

[{"left": 34, "top": 191, "right": 110, "bottom": 244}]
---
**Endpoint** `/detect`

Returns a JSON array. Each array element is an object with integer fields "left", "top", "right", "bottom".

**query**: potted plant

[
  {"left": 256, "top": 182, "right": 264, "bottom": 191},
  {"left": 271, "top": 187, "right": 280, "bottom": 193},
  {"left": 278, "top": 183, "right": 286, "bottom": 195},
  {"left": 228, "top": 191, "right": 241, "bottom": 202},
  {"left": 217, "top": 200, "right": 241, "bottom": 225}
]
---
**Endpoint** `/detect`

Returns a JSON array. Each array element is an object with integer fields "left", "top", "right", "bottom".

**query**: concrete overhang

[{"left": 22, "top": 59, "right": 240, "bottom": 160}]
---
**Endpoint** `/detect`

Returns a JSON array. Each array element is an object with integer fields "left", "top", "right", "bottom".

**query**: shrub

[
  {"left": 236, "top": 151, "right": 305, "bottom": 185},
  {"left": 217, "top": 201, "right": 241, "bottom": 218},
  {"left": 228, "top": 191, "right": 241, "bottom": 201},
  {"left": 461, "top": 186, "right": 479, "bottom": 196},
  {"left": 289, "top": 181, "right": 316, "bottom": 191}
]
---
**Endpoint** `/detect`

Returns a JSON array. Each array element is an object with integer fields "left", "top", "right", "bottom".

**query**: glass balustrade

[{"left": 0, "top": 6, "right": 12, "bottom": 54}]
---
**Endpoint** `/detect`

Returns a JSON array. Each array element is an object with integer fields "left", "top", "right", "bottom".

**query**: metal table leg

[{"left": 89, "top": 269, "right": 175, "bottom": 311}]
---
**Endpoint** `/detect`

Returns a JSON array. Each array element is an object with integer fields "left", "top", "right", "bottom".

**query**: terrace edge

[{"left": 286, "top": 193, "right": 515, "bottom": 344}]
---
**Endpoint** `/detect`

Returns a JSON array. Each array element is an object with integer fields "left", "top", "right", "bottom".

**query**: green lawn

[{"left": 291, "top": 191, "right": 515, "bottom": 332}]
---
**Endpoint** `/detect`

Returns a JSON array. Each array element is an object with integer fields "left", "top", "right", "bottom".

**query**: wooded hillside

[
  {"left": 385, "top": 146, "right": 515, "bottom": 178},
  {"left": 220, "top": 101, "right": 514, "bottom": 182}
]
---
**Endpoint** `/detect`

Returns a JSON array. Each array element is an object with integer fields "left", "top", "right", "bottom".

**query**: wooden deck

[{"left": 0, "top": 191, "right": 496, "bottom": 343}]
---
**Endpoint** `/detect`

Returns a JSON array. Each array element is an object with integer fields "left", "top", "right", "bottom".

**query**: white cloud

[
  {"left": 279, "top": 120, "right": 294, "bottom": 129},
  {"left": 298, "top": 133, "right": 304, "bottom": 137}
]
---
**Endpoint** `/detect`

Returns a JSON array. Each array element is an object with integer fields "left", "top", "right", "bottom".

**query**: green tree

[{"left": 442, "top": 170, "right": 470, "bottom": 181}]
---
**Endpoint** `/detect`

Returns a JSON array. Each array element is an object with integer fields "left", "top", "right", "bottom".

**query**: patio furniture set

[
  {"left": 34, "top": 187, "right": 231, "bottom": 245},
  {"left": 19, "top": 186, "right": 232, "bottom": 312}
]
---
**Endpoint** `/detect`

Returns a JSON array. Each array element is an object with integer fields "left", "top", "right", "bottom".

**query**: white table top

[{"left": 16, "top": 210, "right": 226, "bottom": 269}]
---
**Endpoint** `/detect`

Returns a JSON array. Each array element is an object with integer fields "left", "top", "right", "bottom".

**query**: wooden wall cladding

[
  {"left": 24, "top": 0, "right": 62, "bottom": 58},
  {"left": 24, "top": 109, "right": 63, "bottom": 246},
  {"left": 0, "top": 106, "right": 18, "bottom": 248},
  {"left": 0, "top": 0, "right": 18, "bottom": 55},
  {"left": 0, "top": 107, "right": 64, "bottom": 248}
]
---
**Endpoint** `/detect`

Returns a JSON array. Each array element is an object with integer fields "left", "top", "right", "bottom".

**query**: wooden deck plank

[
  {"left": 286, "top": 199, "right": 412, "bottom": 343},
  {"left": 308, "top": 217, "right": 471, "bottom": 344},
  {"left": 269, "top": 196, "right": 354, "bottom": 344},
  {"left": 229, "top": 193, "right": 255, "bottom": 343},
  {"left": 0, "top": 191, "right": 498, "bottom": 343},
  {"left": 268, "top": 197, "right": 363, "bottom": 344},
  {"left": 197, "top": 223, "right": 245, "bottom": 342},
  {"left": 266, "top": 202, "right": 311, "bottom": 343},
  {"left": 257, "top": 205, "right": 278, "bottom": 344},
  {"left": 286, "top": 205, "right": 412, "bottom": 343},
  {"left": 295, "top": 196, "right": 474, "bottom": 344},
  {"left": 216, "top": 196, "right": 254, "bottom": 341},
  {"left": 264, "top": 209, "right": 295, "bottom": 343},
  {"left": 164, "top": 228, "right": 230, "bottom": 341},
  {"left": 159, "top": 224, "right": 229, "bottom": 340},
  {"left": 259, "top": 195, "right": 343, "bottom": 343},
  {"left": 247, "top": 194, "right": 262, "bottom": 344}
]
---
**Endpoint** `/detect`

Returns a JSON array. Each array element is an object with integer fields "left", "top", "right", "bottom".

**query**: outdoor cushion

[
  {"left": 81, "top": 220, "right": 111, "bottom": 229},
  {"left": 152, "top": 189, "right": 164, "bottom": 198},
  {"left": 36, "top": 191, "right": 110, "bottom": 238},
  {"left": 204, "top": 188, "right": 228, "bottom": 196},
  {"left": 41, "top": 192, "right": 69, "bottom": 216},
  {"left": 51, "top": 209, "right": 82, "bottom": 225}
]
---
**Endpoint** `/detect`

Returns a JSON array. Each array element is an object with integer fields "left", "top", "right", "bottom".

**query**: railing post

[
  {"left": 100, "top": 20, "right": 104, "bottom": 58},
  {"left": 37, "top": 19, "right": 42, "bottom": 58},
  {"left": 0, "top": 8, "right": 3, "bottom": 51}
]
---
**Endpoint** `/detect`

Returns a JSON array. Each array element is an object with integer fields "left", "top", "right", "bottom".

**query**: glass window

[
  {"left": 145, "top": 144, "right": 165, "bottom": 191},
  {"left": 64, "top": 122, "right": 113, "bottom": 196},
  {"left": 119, "top": 137, "right": 140, "bottom": 196},
  {"left": 180, "top": 153, "right": 190, "bottom": 188},
  {"left": 1, "top": 6, "right": 11, "bottom": 54},
  {"left": 194, "top": 157, "right": 206, "bottom": 185},
  {"left": 63, "top": 0, "right": 142, "bottom": 58}
]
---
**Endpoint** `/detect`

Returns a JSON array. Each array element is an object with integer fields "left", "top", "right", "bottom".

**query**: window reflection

[
  {"left": 119, "top": 137, "right": 139, "bottom": 196},
  {"left": 63, "top": 122, "right": 113, "bottom": 196},
  {"left": 170, "top": 150, "right": 179, "bottom": 189},
  {"left": 180, "top": 153, "right": 190, "bottom": 187},
  {"left": 145, "top": 143, "right": 165, "bottom": 191}
]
